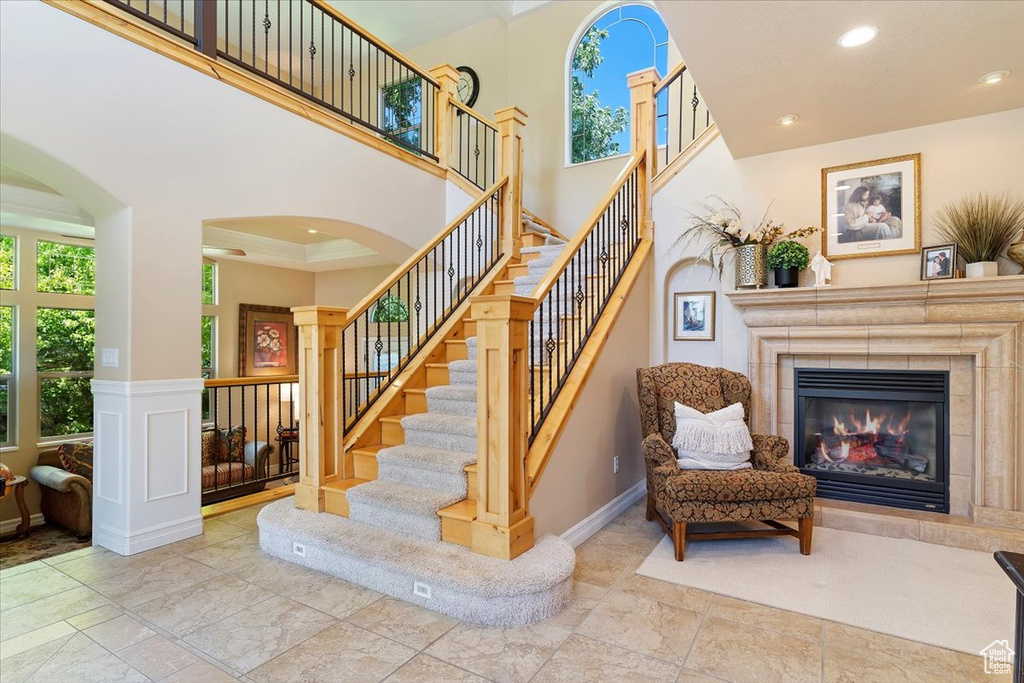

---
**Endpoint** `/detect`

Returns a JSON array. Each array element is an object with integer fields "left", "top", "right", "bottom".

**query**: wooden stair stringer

[{"left": 524, "top": 239, "right": 653, "bottom": 496}]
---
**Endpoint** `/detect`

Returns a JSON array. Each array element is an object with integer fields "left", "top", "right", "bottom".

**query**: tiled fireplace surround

[{"left": 727, "top": 276, "right": 1024, "bottom": 553}]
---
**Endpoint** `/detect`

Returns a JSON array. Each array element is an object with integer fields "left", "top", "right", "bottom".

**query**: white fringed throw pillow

[{"left": 672, "top": 402, "right": 753, "bottom": 470}]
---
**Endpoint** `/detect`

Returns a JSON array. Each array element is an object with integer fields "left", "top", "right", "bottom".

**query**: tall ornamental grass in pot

[{"left": 934, "top": 193, "right": 1024, "bottom": 278}]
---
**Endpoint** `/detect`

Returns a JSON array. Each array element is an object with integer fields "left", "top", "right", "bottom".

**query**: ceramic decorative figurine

[{"left": 810, "top": 250, "right": 833, "bottom": 287}]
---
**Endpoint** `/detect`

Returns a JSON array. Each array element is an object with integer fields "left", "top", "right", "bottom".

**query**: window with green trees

[
  {"left": 0, "top": 306, "right": 13, "bottom": 446},
  {"left": 37, "top": 240, "right": 95, "bottom": 295},
  {"left": 570, "top": 5, "right": 668, "bottom": 164},
  {"left": 1, "top": 235, "right": 14, "bottom": 290},
  {"left": 381, "top": 78, "right": 422, "bottom": 150},
  {"left": 37, "top": 307, "right": 95, "bottom": 437},
  {"left": 202, "top": 262, "right": 216, "bottom": 305}
]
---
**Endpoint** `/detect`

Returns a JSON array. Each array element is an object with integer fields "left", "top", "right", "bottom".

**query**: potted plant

[
  {"left": 673, "top": 198, "right": 817, "bottom": 288},
  {"left": 934, "top": 193, "right": 1024, "bottom": 278},
  {"left": 767, "top": 241, "right": 810, "bottom": 288}
]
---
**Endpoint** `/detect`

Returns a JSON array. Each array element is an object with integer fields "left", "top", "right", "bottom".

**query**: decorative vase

[
  {"left": 0, "top": 462, "right": 12, "bottom": 499},
  {"left": 965, "top": 261, "right": 999, "bottom": 278},
  {"left": 1007, "top": 240, "right": 1024, "bottom": 268},
  {"left": 774, "top": 267, "right": 800, "bottom": 288},
  {"left": 735, "top": 244, "right": 768, "bottom": 289}
]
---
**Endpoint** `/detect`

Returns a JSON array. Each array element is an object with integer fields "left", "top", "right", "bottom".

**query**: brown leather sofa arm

[{"left": 751, "top": 434, "right": 791, "bottom": 470}]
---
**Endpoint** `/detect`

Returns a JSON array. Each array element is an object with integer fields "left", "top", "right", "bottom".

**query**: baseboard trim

[
  {"left": 0, "top": 513, "right": 45, "bottom": 535},
  {"left": 94, "top": 514, "right": 202, "bottom": 556},
  {"left": 560, "top": 479, "right": 647, "bottom": 548}
]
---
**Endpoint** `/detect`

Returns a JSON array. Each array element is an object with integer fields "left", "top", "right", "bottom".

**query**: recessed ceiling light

[
  {"left": 979, "top": 70, "right": 1010, "bottom": 85},
  {"left": 777, "top": 114, "right": 800, "bottom": 126},
  {"left": 307, "top": 229, "right": 318, "bottom": 234},
  {"left": 838, "top": 26, "right": 878, "bottom": 48}
]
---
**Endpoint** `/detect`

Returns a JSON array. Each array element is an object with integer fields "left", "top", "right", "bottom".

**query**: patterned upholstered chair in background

[{"left": 636, "top": 363, "right": 816, "bottom": 561}]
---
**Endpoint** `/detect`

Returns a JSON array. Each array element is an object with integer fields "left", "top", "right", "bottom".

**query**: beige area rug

[{"left": 636, "top": 526, "right": 1015, "bottom": 655}]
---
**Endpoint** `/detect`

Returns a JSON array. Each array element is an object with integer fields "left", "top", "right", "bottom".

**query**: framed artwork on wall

[
  {"left": 821, "top": 153, "right": 921, "bottom": 260},
  {"left": 920, "top": 243, "right": 957, "bottom": 280},
  {"left": 673, "top": 291, "right": 715, "bottom": 341},
  {"left": 238, "top": 304, "right": 298, "bottom": 377}
]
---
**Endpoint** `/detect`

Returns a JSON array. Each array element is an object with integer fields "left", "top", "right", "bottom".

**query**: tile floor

[{"left": 0, "top": 498, "right": 1010, "bottom": 683}]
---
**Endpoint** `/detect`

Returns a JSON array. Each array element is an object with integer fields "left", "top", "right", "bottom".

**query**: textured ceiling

[{"left": 656, "top": 0, "right": 1024, "bottom": 157}]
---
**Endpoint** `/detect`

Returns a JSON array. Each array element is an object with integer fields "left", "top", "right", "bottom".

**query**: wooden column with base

[
  {"left": 628, "top": 68, "right": 658, "bottom": 238},
  {"left": 470, "top": 294, "right": 534, "bottom": 560},
  {"left": 429, "top": 64, "right": 460, "bottom": 171},
  {"left": 292, "top": 306, "right": 348, "bottom": 512},
  {"left": 494, "top": 106, "right": 528, "bottom": 260}
]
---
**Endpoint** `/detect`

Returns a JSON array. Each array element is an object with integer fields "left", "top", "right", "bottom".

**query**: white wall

[{"left": 652, "top": 109, "right": 1024, "bottom": 372}]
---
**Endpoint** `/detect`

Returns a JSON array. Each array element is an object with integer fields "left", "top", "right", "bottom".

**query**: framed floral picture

[
  {"left": 673, "top": 291, "right": 715, "bottom": 341},
  {"left": 821, "top": 153, "right": 921, "bottom": 260},
  {"left": 238, "top": 304, "right": 298, "bottom": 377}
]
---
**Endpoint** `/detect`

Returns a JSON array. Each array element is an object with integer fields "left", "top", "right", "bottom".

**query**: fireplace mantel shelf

[{"left": 724, "top": 275, "right": 1023, "bottom": 328}]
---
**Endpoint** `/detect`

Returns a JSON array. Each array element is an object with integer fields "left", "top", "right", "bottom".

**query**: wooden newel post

[
  {"left": 291, "top": 306, "right": 348, "bottom": 513},
  {"left": 628, "top": 67, "right": 658, "bottom": 238},
  {"left": 494, "top": 106, "right": 528, "bottom": 260},
  {"left": 429, "top": 64, "right": 460, "bottom": 171},
  {"left": 470, "top": 294, "right": 535, "bottom": 560}
]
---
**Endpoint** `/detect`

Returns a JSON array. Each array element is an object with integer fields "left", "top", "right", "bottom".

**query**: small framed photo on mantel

[
  {"left": 673, "top": 291, "right": 715, "bottom": 342},
  {"left": 920, "top": 243, "right": 957, "bottom": 280}
]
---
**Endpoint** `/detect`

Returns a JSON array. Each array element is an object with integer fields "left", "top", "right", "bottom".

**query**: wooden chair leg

[
  {"left": 645, "top": 494, "right": 656, "bottom": 522},
  {"left": 799, "top": 517, "right": 813, "bottom": 555},
  {"left": 672, "top": 521, "right": 686, "bottom": 561}
]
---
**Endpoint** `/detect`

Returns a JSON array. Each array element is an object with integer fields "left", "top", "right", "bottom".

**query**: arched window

[{"left": 569, "top": 4, "right": 668, "bottom": 164}]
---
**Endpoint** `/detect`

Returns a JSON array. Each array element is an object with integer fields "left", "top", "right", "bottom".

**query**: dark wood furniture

[
  {"left": 1, "top": 475, "right": 31, "bottom": 539},
  {"left": 994, "top": 551, "right": 1023, "bottom": 683}
]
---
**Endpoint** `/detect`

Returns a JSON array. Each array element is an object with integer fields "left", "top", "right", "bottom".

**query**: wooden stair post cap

[
  {"left": 428, "top": 63, "right": 460, "bottom": 81},
  {"left": 470, "top": 294, "right": 536, "bottom": 321},
  {"left": 291, "top": 305, "right": 348, "bottom": 326},
  {"left": 494, "top": 106, "right": 529, "bottom": 126},
  {"left": 627, "top": 67, "right": 660, "bottom": 87}
]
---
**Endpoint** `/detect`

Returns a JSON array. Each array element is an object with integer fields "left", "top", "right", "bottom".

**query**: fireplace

[{"left": 794, "top": 369, "right": 949, "bottom": 513}]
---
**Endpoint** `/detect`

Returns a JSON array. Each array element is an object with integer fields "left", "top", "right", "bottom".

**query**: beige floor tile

[
  {"left": 573, "top": 542, "right": 638, "bottom": 588},
  {"left": 346, "top": 597, "right": 456, "bottom": 650},
  {"left": 424, "top": 620, "right": 572, "bottom": 683},
  {"left": 0, "top": 565, "right": 82, "bottom": 611},
  {"left": 611, "top": 500, "right": 655, "bottom": 529},
  {"left": 0, "top": 634, "right": 73, "bottom": 683},
  {"left": 82, "top": 614, "right": 156, "bottom": 652},
  {"left": 708, "top": 594, "right": 822, "bottom": 642},
  {"left": 161, "top": 659, "right": 239, "bottom": 683},
  {"left": 133, "top": 574, "right": 275, "bottom": 637},
  {"left": 216, "top": 505, "right": 268, "bottom": 531},
  {"left": 116, "top": 635, "right": 200, "bottom": 681},
  {"left": 823, "top": 622, "right": 965, "bottom": 679},
  {"left": 0, "top": 621, "right": 76, "bottom": 661},
  {"left": 587, "top": 522, "right": 664, "bottom": 557},
  {"left": 90, "top": 556, "right": 222, "bottom": 608},
  {"left": 575, "top": 590, "right": 702, "bottom": 665},
  {"left": 615, "top": 573, "right": 713, "bottom": 613},
  {"left": 0, "top": 586, "right": 114, "bottom": 641},
  {"left": 26, "top": 632, "right": 149, "bottom": 682},
  {"left": 532, "top": 634, "right": 679, "bottom": 683},
  {"left": 182, "top": 595, "right": 335, "bottom": 674},
  {"left": 959, "top": 653, "right": 1014, "bottom": 682},
  {"left": 170, "top": 520, "right": 250, "bottom": 554},
  {"left": 539, "top": 581, "right": 607, "bottom": 629},
  {"left": 383, "top": 653, "right": 489, "bottom": 682},
  {"left": 674, "top": 670, "right": 724, "bottom": 682},
  {"left": 823, "top": 646, "right": 964, "bottom": 682},
  {"left": 263, "top": 567, "right": 382, "bottom": 619},
  {"left": 183, "top": 533, "right": 266, "bottom": 574},
  {"left": 248, "top": 621, "right": 415, "bottom": 683},
  {"left": 686, "top": 615, "right": 820, "bottom": 683},
  {"left": 0, "top": 560, "right": 47, "bottom": 579},
  {"left": 65, "top": 605, "right": 123, "bottom": 630},
  {"left": 52, "top": 545, "right": 179, "bottom": 585},
  {"left": 42, "top": 545, "right": 103, "bottom": 566}
]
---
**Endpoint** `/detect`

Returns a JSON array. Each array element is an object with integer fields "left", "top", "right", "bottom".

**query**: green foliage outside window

[
  {"left": 571, "top": 28, "right": 629, "bottom": 164},
  {"left": 37, "top": 307, "right": 95, "bottom": 437},
  {"left": 371, "top": 296, "right": 409, "bottom": 323},
  {"left": 382, "top": 79, "right": 422, "bottom": 151},
  {"left": 202, "top": 262, "right": 216, "bottom": 305},
  {"left": 37, "top": 240, "right": 95, "bottom": 295},
  {"left": 0, "top": 306, "right": 12, "bottom": 444},
  {"left": 0, "top": 235, "right": 14, "bottom": 290}
]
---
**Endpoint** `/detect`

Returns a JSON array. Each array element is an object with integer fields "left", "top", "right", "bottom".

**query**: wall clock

[{"left": 456, "top": 66, "right": 480, "bottom": 109}]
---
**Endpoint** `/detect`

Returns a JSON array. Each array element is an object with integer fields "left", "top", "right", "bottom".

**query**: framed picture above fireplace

[
  {"left": 920, "top": 243, "right": 957, "bottom": 280},
  {"left": 821, "top": 153, "right": 921, "bottom": 261}
]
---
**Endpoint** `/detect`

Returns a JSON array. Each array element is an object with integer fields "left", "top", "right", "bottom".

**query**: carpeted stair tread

[
  {"left": 258, "top": 500, "right": 575, "bottom": 626},
  {"left": 347, "top": 479, "right": 463, "bottom": 518},
  {"left": 377, "top": 443, "right": 475, "bottom": 474},
  {"left": 425, "top": 384, "right": 477, "bottom": 402},
  {"left": 401, "top": 412, "right": 475, "bottom": 436},
  {"left": 521, "top": 244, "right": 566, "bottom": 255},
  {"left": 446, "top": 359, "right": 477, "bottom": 386}
]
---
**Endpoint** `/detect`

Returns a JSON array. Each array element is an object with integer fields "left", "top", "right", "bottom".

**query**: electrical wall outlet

[
  {"left": 101, "top": 348, "right": 118, "bottom": 368},
  {"left": 413, "top": 581, "right": 432, "bottom": 599},
  {"left": 613, "top": 455, "right": 620, "bottom": 474},
  {"left": 292, "top": 542, "right": 306, "bottom": 557}
]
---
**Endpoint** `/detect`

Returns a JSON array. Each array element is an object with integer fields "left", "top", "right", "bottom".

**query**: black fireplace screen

[{"left": 795, "top": 369, "right": 949, "bottom": 512}]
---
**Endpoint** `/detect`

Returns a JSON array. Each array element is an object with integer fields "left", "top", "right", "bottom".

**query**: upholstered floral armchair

[{"left": 637, "top": 363, "right": 816, "bottom": 561}]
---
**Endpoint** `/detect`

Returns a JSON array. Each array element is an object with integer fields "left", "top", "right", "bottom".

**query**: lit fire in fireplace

[{"left": 814, "top": 409, "right": 927, "bottom": 474}]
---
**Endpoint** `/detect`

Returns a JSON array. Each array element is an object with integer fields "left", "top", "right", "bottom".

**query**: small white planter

[{"left": 965, "top": 261, "right": 999, "bottom": 278}]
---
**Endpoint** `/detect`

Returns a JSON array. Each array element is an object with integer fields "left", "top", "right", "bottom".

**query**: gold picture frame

[
  {"left": 238, "top": 304, "right": 298, "bottom": 377},
  {"left": 821, "top": 153, "right": 921, "bottom": 260},
  {"left": 673, "top": 291, "right": 715, "bottom": 341}
]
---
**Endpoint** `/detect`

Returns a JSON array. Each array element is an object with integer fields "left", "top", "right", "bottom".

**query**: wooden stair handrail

[
  {"left": 527, "top": 151, "right": 645, "bottom": 304},
  {"left": 343, "top": 176, "right": 509, "bottom": 323},
  {"left": 448, "top": 96, "right": 500, "bottom": 131},
  {"left": 654, "top": 61, "right": 686, "bottom": 94}
]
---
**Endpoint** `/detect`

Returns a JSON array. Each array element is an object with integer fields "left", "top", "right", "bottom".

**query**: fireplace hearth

[{"left": 795, "top": 369, "right": 949, "bottom": 513}]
